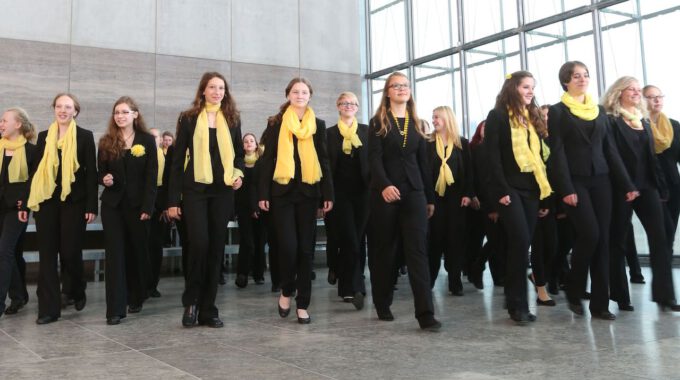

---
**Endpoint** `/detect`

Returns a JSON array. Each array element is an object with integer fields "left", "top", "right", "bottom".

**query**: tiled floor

[{"left": 1, "top": 267, "right": 679, "bottom": 379}]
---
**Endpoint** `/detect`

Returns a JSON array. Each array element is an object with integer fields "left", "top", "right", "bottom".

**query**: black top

[
  {"left": 656, "top": 118, "right": 680, "bottom": 186},
  {"left": 31, "top": 126, "right": 98, "bottom": 214},
  {"left": 426, "top": 136, "right": 474, "bottom": 201},
  {"left": 205, "top": 128, "right": 227, "bottom": 196},
  {"left": 0, "top": 144, "right": 38, "bottom": 211},
  {"left": 98, "top": 132, "right": 158, "bottom": 215},
  {"left": 470, "top": 142, "right": 495, "bottom": 213},
  {"left": 368, "top": 116, "right": 434, "bottom": 204},
  {"left": 326, "top": 123, "right": 369, "bottom": 195},
  {"left": 628, "top": 128, "right": 656, "bottom": 190},
  {"left": 235, "top": 165, "right": 258, "bottom": 214}
]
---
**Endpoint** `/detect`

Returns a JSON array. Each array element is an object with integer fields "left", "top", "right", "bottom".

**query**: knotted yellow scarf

[
  {"left": 244, "top": 152, "right": 258, "bottom": 166},
  {"left": 337, "top": 117, "right": 362, "bottom": 154},
  {"left": 0, "top": 135, "right": 28, "bottom": 183},
  {"left": 434, "top": 133, "right": 454, "bottom": 197},
  {"left": 28, "top": 120, "right": 79, "bottom": 211},
  {"left": 561, "top": 92, "right": 599, "bottom": 121},
  {"left": 273, "top": 106, "right": 321, "bottom": 185},
  {"left": 193, "top": 103, "right": 242, "bottom": 186},
  {"left": 650, "top": 112, "right": 674, "bottom": 154},
  {"left": 618, "top": 107, "right": 643, "bottom": 129},
  {"left": 156, "top": 147, "right": 165, "bottom": 186},
  {"left": 508, "top": 109, "right": 552, "bottom": 200}
]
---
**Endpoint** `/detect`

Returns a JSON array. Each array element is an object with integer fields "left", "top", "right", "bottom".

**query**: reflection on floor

[{"left": 1, "top": 267, "right": 679, "bottom": 379}]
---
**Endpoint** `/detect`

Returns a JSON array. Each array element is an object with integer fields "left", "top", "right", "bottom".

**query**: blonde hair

[
  {"left": 601, "top": 76, "right": 647, "bottom": 118},
  {"left": 5, "top": 107, "right": 36, "bottom": 142},
  {"left": 372, "top": 72, "right": 425, "bottom": 138},
  {"left": 432, "top": 106, "right": 462, "bottom": 149}
]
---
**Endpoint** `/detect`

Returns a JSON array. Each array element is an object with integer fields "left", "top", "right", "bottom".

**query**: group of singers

[{"left": 0, "top": 61, "right": 678, "bottom": 330}]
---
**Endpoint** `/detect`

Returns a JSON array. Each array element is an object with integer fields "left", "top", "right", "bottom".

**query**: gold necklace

[{"left": 391, "top": 111, "right": 409, "bottom": 148}]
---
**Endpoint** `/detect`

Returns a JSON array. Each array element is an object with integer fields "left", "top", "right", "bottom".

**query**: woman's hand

[
  {"left": 470, "top": 197, "right": 480, "bottom": 210},
  {"left": 562, "top": 193, "right": 578, "bottom": 207},
  {"left": 322, "top": 201, "right": 333, "bottom": 213},
  {"left": 498, "top": 195, "right": 511, "bottom": 206},
  {"left": 168, "top": 207, "right": 182, "bottom": 220},
  {"left": 85, "top": 213, "right": 96, "bottom": 223},
  {"left": 461, "top": 197, "right": 471, "bottom": 207},
  {"left": 538, "top": 208, "right": 550, "bottom": 218},
  {"left": 626, "top": 191, "right": 640, "bottom": 202},
  {"left": 426, "top": 204, "right": 435, "bottom": 218},
  {"left": 258, "top": 200, "right": 269, "bottom": 212},
  {"left": 488, "top": 212, "right": 499, "bottom": 223},
  {"left": 18, "top": 211, "right": 28, "bottom": 223},
  {"left": 381, "top": 186, "right": 401, "bottom": 203},
  {"left": 232, "top": 177, "right": 243, "bottom": 190},
  {"left": 102, "top": 173, "right": 114, "bottom": 187},
  {"left": 140, "top": 213, "right": 150, "bottom": 221}
]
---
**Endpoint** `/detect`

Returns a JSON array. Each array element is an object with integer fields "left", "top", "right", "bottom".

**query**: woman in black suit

[
  {"left": 426, "top": 105, "right": 472, "bottom": 295},
  {"left": 98, "top": 96, "right": 158, "bottom": 325},
  {"left": 28, "top": 93, "right": 97, "bottom": 325},
  {"left": 367, "top": 72, "right": 440, "bottom": 330},
  {"left": 325, "top": 91, "right": 369, "bottom": 309},
  {"left": 147, "top": 127, "right": 169, "bottom": 298},
  {"left": 258, "top": 77, "right": 333, "bottom": 324},
  {"left": 547, "top": 62, "right": 636, "bottom": 320},
  {"left": 0, "top": 107, "right": 36, "bottom": 318},
  {"left": 485, "top": 71, "right": 551, "bottom": 324},
  {"left": 604, "top": 77, "right": 679, "bottom": 312},
  {"left": 168, "top": 72, "right": 244, "bottom": 328}
]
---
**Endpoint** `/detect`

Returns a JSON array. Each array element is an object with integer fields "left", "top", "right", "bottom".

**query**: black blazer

[
  {"left": 547, "top": 102, "right": 634, "bottom": 197},
  {"left": 326, "top": 123, "right": 370, "bottom": 185},
  {"left": 426, "top": 136, "right": 474, "bottom": 200},
  {"left": 31, "top": 125, "right": 98, "bottom": 214},
  {"left": 0, "top": 143, "right": 37, "bottom": 211},
  {"left": 656, "top": 118, "right": 680, "bottom": 186},
  {"left": 484, "top": 108, "right": 541, "bottom": 202},
  {"left": 367, "top": 116, "right": 435, "bottom": 204},
  {"left": 168, "top": 113, "right": 245, "bottom": 207},
  {"left": 257, "top": 117, "right": 333, "bottom": 202},
  {"left": 608, "top": 116, "right": 667, "bottom": 198},
  {"left": 470, "top": 141, "right": 495, "bottom": 213},
  {"left": 98, "top": 132, "right": 158, "bottom": 215}
]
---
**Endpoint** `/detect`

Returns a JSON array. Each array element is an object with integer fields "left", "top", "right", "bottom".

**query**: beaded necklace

[{"left": 391, "top": 111, "right": 409, "bottom": 148}]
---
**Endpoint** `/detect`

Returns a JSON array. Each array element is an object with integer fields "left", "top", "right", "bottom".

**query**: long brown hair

[
  {"left": 494, "top": 70, "right": 547, "bottom": 138},
  {"left": 98, "top": 96, "right": 149, "bottom": 162},
  {"left": 372, "top": 72, "right": 424, "bottom": 137},
  {"left": 183, "top": 72, "right": 240, "bottom": 127},
  {"left": 267, "top": 77, "right": 314, "bottom": 127}
]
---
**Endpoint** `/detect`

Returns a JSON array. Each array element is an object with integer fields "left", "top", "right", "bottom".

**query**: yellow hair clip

[{"left": 505, "top": 73, "right": 512, "bottom": 80}]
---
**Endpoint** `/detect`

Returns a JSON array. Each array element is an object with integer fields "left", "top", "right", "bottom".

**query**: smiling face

[
  {"left": 386, "top": 76, "right": 411, "bottom": 105},
  {"left": 203, "top": 76, "right": 226, "bottom": 105},
  {"left": 566, "top": 65, "right": 590, "bottom": 95},
  {"left": 243, "top": 134, "right": 257, "bottom": 154},
  {"left": 517, "top": 77, "right": 535, "bottom": 106},
  {"left": 0, "top": 111, "right": 21, "bottom": 139},
  {"left": 113, "top": 102, "right": 137, "bottom": 129},
  {"left": 620, "top": 80, "right": 642, "bottom": 109},
  {"left": 644, "top": 86, "right": 664, "bottom": 114},
  {"left": 337, "top": 95, "right": 358, "bottom": 119},
  {"left": 287, "top": 82, "right": 311, "bottom": 109},
  {"left": 432, "top": 110, "right": 445, "bottom": 133},
  {"left": 53, "top": 95, "right": 77, "bottom": 125}
]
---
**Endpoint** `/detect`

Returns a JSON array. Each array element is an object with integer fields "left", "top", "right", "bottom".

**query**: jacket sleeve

[
  {"left": 367, "top": 118, "right": 392, "bottom": 191},
  {"left": 168, "top": 115, "right": 189, "bottom": 208},
  {"left": 461, "top": 138, "right": 475, "bottom": 198},
  {"left": 316, "top": 119, "right": 334, "bottom": 202},
  {"left": 232, "top": 120, "right": 245, "bottom": 174},
  {"left": 83, "top": 129, "right": 98, "bottom": 215},
  {"left": 484, "top": 109, "right": 512, "bottom": 203},
  {"left": 546, "top": 105, "right": 576, "bottom": 198},
  {"left": 141, "top": 134, "right": 158, "bottom": 215},
  {"left": 603, "top": 115, "right": 636, "bottom": 194},
  {"left": 417, "top": 130, "right": 435, "bottom": 204},
  {"left": 257, "top": 123, "right": 276, "bottom": 202}
]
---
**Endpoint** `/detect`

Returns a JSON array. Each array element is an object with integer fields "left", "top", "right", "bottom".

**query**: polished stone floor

[{"left": 1, "top": 267, "right": 679, "bottom": 379}]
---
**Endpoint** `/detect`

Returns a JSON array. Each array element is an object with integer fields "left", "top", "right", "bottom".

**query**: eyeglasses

[
  {"left": 389, "top": 83, "right": 410, "bottom": 90},
  {"left": 113, "top": 110, "right": 135, "bottom": 116},
  {"left": 338, "top": 102, "right": 358, "bottom": 107},
  {"left": 645, "top": 95, "right": 665, "bottom": 101}
]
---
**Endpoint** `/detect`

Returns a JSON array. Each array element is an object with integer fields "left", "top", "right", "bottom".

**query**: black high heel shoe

[
  {"left": 278, "top": 295, "right": 291, "bottom": 318},
  {"left": 658, "top": 302, "right": 680, "bottom": 312},
  {"left": 296, "top": 309, "right": 311, "bottom": 324}
]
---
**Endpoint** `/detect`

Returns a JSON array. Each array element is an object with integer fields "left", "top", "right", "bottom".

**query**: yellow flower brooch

[{"left": 131, "top": 144, "right": 146, "bottom": 157}]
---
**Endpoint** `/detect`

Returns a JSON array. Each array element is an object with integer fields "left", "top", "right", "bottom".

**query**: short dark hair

[
  {"left": 558, "top": 61, "right": 588, "bottom": 92},
  {"left": 162, "top": 131, "right": 174, "bottom": 139}
]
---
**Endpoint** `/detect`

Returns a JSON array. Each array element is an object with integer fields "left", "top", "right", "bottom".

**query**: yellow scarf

[
  {"left": 434, "top": 134, "right": 454, "bottom": 197},
  {"left": 337, "top": 117, "right": 362, "bottom": 154},
  {"left": 0, "top": 135, "right": 29, "bottom": 183},
  {"left": 650, "top": 112, "right": 674, "bottom": 154},
  {"left": 618, "top": 107, "right": 643, "bottom": 129},
  {"left": 244, "top": 152, "right": 258, "bottom": 166},
  {"left": 192, "top": 103, "right": 242, "bottom": 186},
  {"left": 561, "top": 92, "right": 599, "bottom": 121},
  {"left": 156, "top": 147, "right": 165, "bottom": 186},
  {"left": 28, "top": 120, "right": 79, "bottom": 211},
  {"left": 273, "top": 106, "right": 321, "bottom": 185},
  {"left": 508, "top": 109, "right": 552, "bottom": 200}
]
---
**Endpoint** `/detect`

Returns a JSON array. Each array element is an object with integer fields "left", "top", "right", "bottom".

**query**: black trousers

[
  {"left": 551, "top": 216, "right": 573, "bottom": 288},
  {"left": 624, "top": 224, "right": 643, "bottom": 279},
  {"left": 531, "top": 213, "right": 557, "bottom": 287},
  {"left": 175, "top": 217, "right": 189, "bottom": 281},
  {"left": 610, "top": 188, "right": 676, "bottom": 304},
  {"left": 497, "top": 189, "right": 539, "bottom": 314},
  {"left": 236, "top": 206, "right": 266, "bottom": 280},
  {"left": 664, "top": 182, "right": 680, "bottom": 253},
  {"left": 0, "top": 207, "right": 28, "bottom": 310},
  {"left": 368, "top": 190, "right": 434, "bottom": 320},
  {"left": 324, "top": 212, "right": 338, "bottom": 275},
  {"left": 102, "top": 203, "right": 151, "bottom": 318},
  {"left": 259, "top": 211, "right": 279, "bottom": 287},
  {"left": 467, "top": 209, "right": 507, "bottom": 286},
  {"left": 428, "top": 194, "right": 467, "bottom": 291},
  {"left": 564, "top": 176, "right": 611, "bottom": 312},
  {"left": 182, "top": 191, "right": 233, "bottom": 320},
  {"left": 328, "top": 190, "right": 368, "bottom": 297},
  {"left": 35, "top": 198, "right": 87, "bottom": 318},
  {"left": 271, "top": 193, "right": 317, "bottom": 309},
  {"left": 148, "top": 209, "right": 169, "bottom": 290}
]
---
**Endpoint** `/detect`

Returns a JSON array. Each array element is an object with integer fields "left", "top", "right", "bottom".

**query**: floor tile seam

[
  {"left": 0, "top": 326, "right": 45, "bottom": 361},
  {"left": 215, "top": 340, "right": 340, "bottom": 380}
]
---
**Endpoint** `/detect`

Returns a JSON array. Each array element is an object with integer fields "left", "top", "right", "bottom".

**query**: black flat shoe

[
  {"left": 128, "top": 304, "right": 143, "bottom": 313},
  {"left": 296, "top": 310, "right": 311, "bottom": 324},
  {"left": 36, "top": 315, "right": 59, "bottom": 325},
  {"left": 568, "top": 302, "right": 584, "bottom": 316},
  {"left": 617, "top": 302, "right": 634, "bottom": 311},
  {"left": 657, "top": 302, "right": 680, "bottom": 312},
  {"left": 74, "top": 295, "right": 87, "bottom": 311},
  {"left": 182, "top": 305, "right": 197, "bottom": 327},
  {"left": 418, "top": 316, "right": 442, "bottom": 331},
  {"left": 509, "top": 311, "right": 535, "bottom": 325},
  {"left": 327, "top": 270, "right": 337, "bottom": 285},
  {"left": 537, "top": 297, "right": 556, "bottom": 307},
  {"left": 352, "top": 292, "right": 365, "bottom": 311},
  {"left": 278, "top": 296, "right": 291, "bottom": 318},
  {"left": 107, "top": 316, "right": 121, "bottom": 325},
  {"left": 592, "top": 310, "right": 616, "bottom": 320},
  {"left": 4, "top": 299, "right": 26, "bottom": 315},
  {"left": 377, "top": 307, "right": 394, "bottom": 321},
  {"left": 149, "top": 289, "right": 161, "bottom": 298},
  {"left": 235, "top": 274, "right": 248, "bottom": 288},
  {"left": 630, "top": 276, "right": 646, "bottom": 284},
  {"left": 199, "top": 317, "right": 224, "bottom": 328}
]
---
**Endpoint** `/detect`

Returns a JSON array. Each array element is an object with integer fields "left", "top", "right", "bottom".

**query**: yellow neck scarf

[
  {"left": 273, "top": 106, "right": 321, "bottom": 185},
  {"left": 434, "top": 133, "right": 454, "bottom": 197},
  {"left": 508, "top": 109, "right": 552, "bottom": 200},
  {"left": 561, "top": 92, "right": 599, "bottom": 121},
  {"left": 618, "top": 107, "right": 643, "bottom": 129},
  {"left": 244, "top": 152, "right": 258, "bottom": 166},
  {"left": 0, "top": 135, "right": 28, "bottom": 183},
  {"left": 193, "top": 103, "right": 242, "bottom": 186},
  {"left": 337, "top": 117, "right": 362, "bottom": 154},
  {"left": 650, "top": 112, "right": 674, "bottom": 154},
  {"left": 28, "top": 120, "right": 79, "bottom": 211},
  {"left": 156, "top": 147, "right": 165, "bottom": 186}
]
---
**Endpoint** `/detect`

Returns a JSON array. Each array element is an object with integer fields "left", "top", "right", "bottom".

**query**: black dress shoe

[
  {"left": 377, "top": 308, "right": 394, "bottom": 321},
  {"left": 568, "top": 302, "right": 584, "bottom": 316},
  {"left": 235, "top": 274, "right": 248, "bottom": 288},
  {"left": 61, "top": 294, "right": 74, "bottom": 309},
  {"left": 352, "top": 292, "right": 365, "bottom": 311},
  {"left": 418, "top": 316, "right": 442, "bottom": 331},
  {"left": 537, "top": 297, "right": 556, "bottom": 307},
  {"left": 278, "top": 296, "right": 291, "bottom": 318},
  {"left": 509, "top": 310, "right": 535, "bottom": 325},
  {"left": 107, "top": 316, "right": 121, "bottom": 325},
  {"left": 630, "top": 276, "right": 646, "bottom": 284},
  {"left": 182, "top": 305, "right": 198, "bottom": 327},
  {"left": 74, "top": 295, "right": 87, "bottom": 311},
  {"left": 149, "top": 289, "right": 161, "bottom": 298},
  {"left": 199, "top": 317, "right": 224, "bottom": 328},
  {"left": 4, "top": 299, "right": 26, "bottom": 315},
  {"left": 327, "top": 270, "right": 337, "bottom": 285},
  {"left": 296, "top": 310, "right": 311, "bottom": 324},
  {"left": 592, "top": 310, "right": 616, "bottom": 320},
  {"left": 36, "top": 315, "right": 59, "bottom": 325},
  {"left": 128, "top": 304, "right": 143, "bottom": 313},
  {"left": 657, "top": 302, "right": 680, "bottom": 312},
  {"left": 617, "top": 302, "right": 634, "bottom": 312}
]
